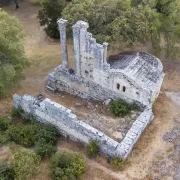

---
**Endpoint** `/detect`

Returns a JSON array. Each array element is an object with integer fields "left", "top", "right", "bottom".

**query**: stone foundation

[{"left": 13, "top": 94, "right": 154, "bottom": 159}]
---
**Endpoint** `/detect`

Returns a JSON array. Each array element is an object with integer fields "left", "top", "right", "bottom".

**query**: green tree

[
  {"left": 132, "top": 0, "right": 180, "bottom": 58},
  {"left": 0, "top": 9, "right": 29, "bottom": 98},
  {"left": 38, "top": 0, "right": 67, "bottom": 38},
  {"left": 62, "top": 0, "right": 159, "bottom": 45},
  {"left": 62, "top": 0, "right": 180, "bottom": 58}
]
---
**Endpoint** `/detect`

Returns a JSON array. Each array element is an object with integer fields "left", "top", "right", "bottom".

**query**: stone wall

[
  {"left": 13, "top": 94, "right": 154, "bottom": 159},
  {"left": 71, "top": 20, "right": 109, "bottom": 79},
  {"left": 53, "top": 66, "right": 137, "bottom": 105}
]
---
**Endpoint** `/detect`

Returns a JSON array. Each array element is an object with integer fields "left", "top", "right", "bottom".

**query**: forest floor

[{"left": 1, "top": 1, "right": 180, "bottom": 179}]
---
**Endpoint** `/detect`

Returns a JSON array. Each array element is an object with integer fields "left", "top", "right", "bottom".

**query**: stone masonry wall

[
  {"left": 50, "top": 66, "right": 141, "bottom": 106},
  {"left": 13, "top": 94, "right": 154, "bottom": 159}
]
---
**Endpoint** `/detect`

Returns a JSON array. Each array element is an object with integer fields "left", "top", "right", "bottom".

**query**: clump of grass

[
  {"left": 86, "top": 140, "right": 99, "bottom": 158},
  {"left": 109, "top": 156, "right": 124, "bottom": 169}
]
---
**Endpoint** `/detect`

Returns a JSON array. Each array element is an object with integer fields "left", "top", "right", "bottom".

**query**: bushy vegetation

[
  {"left": 109, "top": 100, "right": 139, "bottom": 117},
  {"left": 6, "top": 121, "right": 58, "bottom": 153},
  {"left": 86, "top": 140, "right": 99, "bottom": 158},
  {"left": 6, "top": 125, "right": 36, "bottom": 147},
  {"left": 109, "top": 156, "right": 124, "bottom": 169},
  {"left": 12, "top": 148, "right": 40, "bottom": 180},
  {"left": 50, "top": 151, "right": 87, "bottom": 180},
  {"left": 0, "top": 117, "right": 11, "bottom": 145},
  {"left": 0, "top": 9, "right": 29, "bottom": 98},
  {"left": 10, "top": 106, "right": 24, "bottom": 118},
  {"left": 38, "top": 0, "right": 66, "bottom": 38},
  {"left": 35, "top": 138, "right": 57, "bottom": 158},
  {"left": 1, "top": 112, "right": 58, "bottom": 157},
  {"left": 61, "top": 0, "right": 180, "bottom": 58},
  {"left": 0, "top": 162, "right": 14, "bottom": 180},
  {"left": 0, "top": 132, "right": 9, "bottom": 145},
  {"left": 34, "top": 123, "right": 58, "bottom": 145},
  {"left": 0, "top": 117, "right": 12, "bottom": 131}
]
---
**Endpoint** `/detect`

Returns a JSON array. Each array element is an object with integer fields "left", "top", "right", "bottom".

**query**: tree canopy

[
  {"left": 38, "top": 0, "right": 66, "bottom": 38},
  {"left": 61, "top": 0, "right": 180, "bottom": 58},
  {"left": 0, "top": 9, "right": 28, "bottom": 97}
]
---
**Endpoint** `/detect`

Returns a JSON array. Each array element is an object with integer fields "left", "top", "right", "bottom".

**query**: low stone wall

[{"left": 13, "top": 94, "right": 154, "bottom": 159}]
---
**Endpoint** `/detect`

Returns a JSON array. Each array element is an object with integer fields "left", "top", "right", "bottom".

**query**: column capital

[
  {"left": 75, "top": 20, "right": 89, "bottom": 30},
  {"left": 57, "top": 18, "right": 68, "bottom": 25},
  {"left": 103, "top": 42, "right": 109, "bottom": 47},
  {"left": 57, "top": 19, "right": 68, "bottom": 31}
]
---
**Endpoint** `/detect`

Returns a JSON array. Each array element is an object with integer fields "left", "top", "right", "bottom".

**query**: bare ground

[{"left": 1, "top": 1, "right": 180, "bottom": 179}]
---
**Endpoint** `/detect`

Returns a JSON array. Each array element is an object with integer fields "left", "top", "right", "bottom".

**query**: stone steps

[{"left": 45, "top": 84, "right": 57, "bottom": 93}]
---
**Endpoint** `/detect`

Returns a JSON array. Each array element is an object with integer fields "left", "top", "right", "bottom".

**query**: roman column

[
  {"left": 72, "top": 23, "right": 80, "bottom": 75},
  {"left": 103, "top": 42, "right": 108, "bottom": 63},
  {"left": 57, "top": 19, "right": 68, "bottom": 69}
]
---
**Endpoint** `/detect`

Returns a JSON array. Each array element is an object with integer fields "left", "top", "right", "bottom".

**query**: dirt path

[{"left": 2, "top": 1, "right": 180, "bottom": 179}]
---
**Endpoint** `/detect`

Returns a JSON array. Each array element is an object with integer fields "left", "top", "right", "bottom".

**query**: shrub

[
  {"left": 109, "top": 156, "right": 124, "bottom": 169},
  {"left": 0, "top": 132, "right": 9, "bottom": 145},
  {"left": 0, "top": 162, "right": 14, "bottom": 180},
  {"left": 109, "top": 100, "right": 139, "bottom": 117},
  {"left": 11, "top": 106, "right": 23, "bottom": 118},
  {"left": 35, "top": 138, "right": 57, "bottom": 158},
  {"left": 5, "top": 120, "right": 57, "bottom": 148},
  {"left": 86, "top": 140, "right": 99, "bottom": 158},
  {"left": 6, "top": 125, "right": 36, "bottom": 147},
  {"left": 38, "top": 0, "right": 66, "bottom": 39},
  {"left": 0, "top": 117, "right": 12, "bottom": 131},
  {"left": 34, "top": 123, "right": 58, "bottom": 145},
  {"left": 12, "top": 148, "right": 40, "bottom": 180},
  {"left": 50, "top": 151, "right": 87, "bottom": 180}
]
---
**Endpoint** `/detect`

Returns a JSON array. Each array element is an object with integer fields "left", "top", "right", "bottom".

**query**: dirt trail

[{"left": 2, "top": 1, "right": 180, "bottom": 179}]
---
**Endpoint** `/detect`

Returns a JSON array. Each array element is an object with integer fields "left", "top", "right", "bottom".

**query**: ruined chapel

[{"left": 46, "top": 19, "right": 165, "bottom": 106}]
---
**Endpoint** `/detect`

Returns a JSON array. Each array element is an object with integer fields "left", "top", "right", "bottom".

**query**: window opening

[{"left": 117, "top": 83, "right": 120, "bottom": 90}]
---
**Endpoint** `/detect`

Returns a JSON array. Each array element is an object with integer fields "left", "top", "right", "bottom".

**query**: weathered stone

[
  {"left": 13, "top": 94, "right": 154, "bottom": 160},
  {"left": 75, "top": 101, "right": 81, "bottom": 107},
  {"left": 57, "top": 19, "right": 68, "bottom": 69},
  {"left": 103, "top": 99, "right": 112, "bottom": 105},
  {"left": 112, "top": 132, "right": 123, "bottom": 140},
  {"left": 47, "top": 19, "right": 165, "bottom": 107}
]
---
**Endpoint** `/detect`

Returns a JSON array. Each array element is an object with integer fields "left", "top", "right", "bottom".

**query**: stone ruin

[
  {"left": 13, "top": 94, "right": 154, "bottom": 159},
  {"left": 12, "top": 19, "right": 165, "bottom": 159},
  {"left": 46, "top": 19, "right": 165, "bottom": 107}
]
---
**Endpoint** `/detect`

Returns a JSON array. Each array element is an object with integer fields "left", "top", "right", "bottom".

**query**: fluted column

[{"left": 57, "top": 19, "right": 68, "bottom": 69}]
